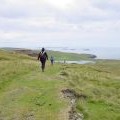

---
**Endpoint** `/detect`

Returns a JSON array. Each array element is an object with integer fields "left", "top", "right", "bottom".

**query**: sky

[{"left": 0, "top": 0, "right": 120, "bottom": 48}]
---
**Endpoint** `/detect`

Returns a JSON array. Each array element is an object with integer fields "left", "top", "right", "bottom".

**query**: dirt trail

[{"left": 62, "top": 89, "right": 86, "bottom": 120}]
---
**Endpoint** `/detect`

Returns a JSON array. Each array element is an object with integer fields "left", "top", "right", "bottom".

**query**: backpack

[{"left": 40, "top": 51, "right": 46, "bottom": 60}]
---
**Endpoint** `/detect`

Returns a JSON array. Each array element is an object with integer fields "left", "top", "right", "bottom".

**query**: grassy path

[{"left": 0, "top": 50, "right": 69, "bottom": 120}]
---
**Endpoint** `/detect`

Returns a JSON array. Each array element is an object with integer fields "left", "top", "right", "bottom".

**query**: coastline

[{"left": 1, "top": 47, "right": 120, "bottom": 61}]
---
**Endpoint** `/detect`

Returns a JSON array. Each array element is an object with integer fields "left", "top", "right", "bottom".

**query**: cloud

[
  {"left": 93, "top": 0, "right": 120, "bottom": 12},
  {"left": 0, "top": 0, "right": 120, "bottom": 48}
]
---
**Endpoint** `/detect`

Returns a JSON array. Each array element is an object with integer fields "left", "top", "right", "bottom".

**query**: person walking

[
  {"left": 38, "top": 48, "right": 48, "bottom": 72},
  {"left": 50, "top": 56, "right": 54, "bottom": 65}
]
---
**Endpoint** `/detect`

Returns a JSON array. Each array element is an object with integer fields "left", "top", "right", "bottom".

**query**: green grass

[
  {"left": 61, "top": 61, "right": 120, "bottom": 120},
  {"left": 0, "top": 50, "right": 68, "bottom": 120},
  {"left": 0, "top": 49, "right": 120, "bottom": 120},
  {"left": 47, "top": 50, "right": 95, "bottom": 61}
]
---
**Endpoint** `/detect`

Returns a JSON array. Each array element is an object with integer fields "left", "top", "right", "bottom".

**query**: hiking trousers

[{"left": 40, "top": 60, "right": 46, "bottom": 72}]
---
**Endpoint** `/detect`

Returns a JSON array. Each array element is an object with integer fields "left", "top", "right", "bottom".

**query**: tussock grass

[
  {"left": 0, "top": 50, "right": 67, "bottom": 120},
  {"left": 60, "top": 62, "right": 120, "bottom": 120}
]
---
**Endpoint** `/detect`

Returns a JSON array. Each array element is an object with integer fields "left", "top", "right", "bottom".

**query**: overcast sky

[{"left": 0, "top": 0, "right": 120, "bottom": 48}]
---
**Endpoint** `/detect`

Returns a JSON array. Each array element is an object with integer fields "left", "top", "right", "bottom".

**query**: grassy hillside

[
  {"left": 63, "top": 60, "right": 120, "bottom": 120},
  {"left": 0, "top": 50, "right": 68, "bottom": 120},
  {"left": 1, "top": 47, "right": 96, "bottom": 61},
  {"left": 47, "top": 50, "right": 96, "bottom": 61},
  {"left": 0, "top": 50, "right": 120, "bottom": 120}
]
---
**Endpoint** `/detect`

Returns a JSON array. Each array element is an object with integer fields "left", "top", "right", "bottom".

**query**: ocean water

[
  {"left": 46, "top": 47, "right": 120, "bottom": 60},
  {"left": 55, "top": 60, "right": 95, "bottom": 64}
]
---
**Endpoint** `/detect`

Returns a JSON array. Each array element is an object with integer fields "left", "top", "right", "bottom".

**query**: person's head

[{"left": 41, "top": 48, "right": 45, "bottom": 52}]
